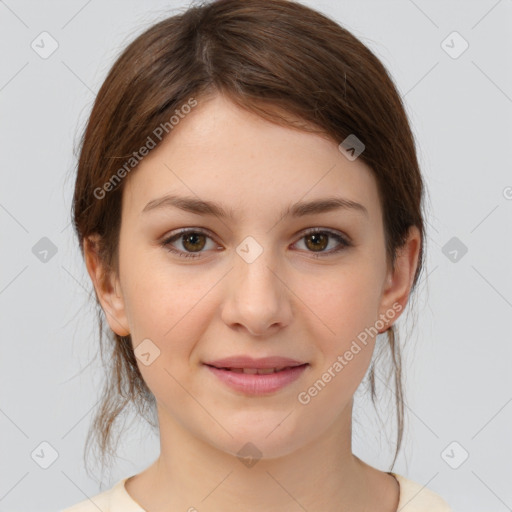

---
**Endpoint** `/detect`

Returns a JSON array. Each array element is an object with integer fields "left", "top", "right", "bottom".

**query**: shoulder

[
  {"left": 59, "top": 477, "right": 142, "bottom": 512},
  {"left": 392, "top": 473, "right": 453, "bottom": 512},
  {"left": 59, "top": 487, "right": 112, "bottom": 512}
]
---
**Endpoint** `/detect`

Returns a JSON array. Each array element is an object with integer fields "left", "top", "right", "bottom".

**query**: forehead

[{"left": 122, "top": 94, "right": 381, "bottom": 225}]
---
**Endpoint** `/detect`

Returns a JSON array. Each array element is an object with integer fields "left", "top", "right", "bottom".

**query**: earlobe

[
  {"left": 83, "top": 234, "right": 130, "bottom": 337},
  {"left": 378, "top": 226, "right": 421, "bottom": 331}
]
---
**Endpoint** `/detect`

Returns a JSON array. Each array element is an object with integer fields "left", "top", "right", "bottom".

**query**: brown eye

[
  {"left": 181, "top": 232, "right": 207, "bottom": 252},
  {"left": 161, "top": 227, "right": 351, "bottom": 260},
  {"left": 294, "top": 228, "right": 351, "bottom": 258},
  {"left": 161, "top": 229, "right": 216, "bottom": 259},
  {"left": 304, "top": 232, "right": 329, "bottom": 252}
]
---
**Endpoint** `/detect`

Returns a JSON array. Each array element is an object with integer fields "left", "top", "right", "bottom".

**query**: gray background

[{"left": 1, "top": 0, "right": 511, "bottom": 511}]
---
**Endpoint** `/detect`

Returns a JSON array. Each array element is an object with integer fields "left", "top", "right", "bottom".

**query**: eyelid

[
  {"left": 160, "top": 226, "right": 352, "bottom": 258},
  {"left": 160, "top": 227, "right": 218, "bottom": 246},
  {"left": 161, "top": 226, "right": 350, "bottom": 243},
  {"left": 297, "top": 226, "right": 352, "bottom": 244}
]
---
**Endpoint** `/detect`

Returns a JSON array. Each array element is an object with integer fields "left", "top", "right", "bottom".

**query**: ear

[
  {"left": 83, "top": 234, "right": 130, "bottom": 337},
  {"left": 378, "top": 225, "right": 422, "bottom": 332}
]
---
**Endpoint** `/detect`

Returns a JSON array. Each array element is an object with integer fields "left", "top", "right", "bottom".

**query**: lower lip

[{"left": 205, "top": 364, "right": 308, "bottom": 395}]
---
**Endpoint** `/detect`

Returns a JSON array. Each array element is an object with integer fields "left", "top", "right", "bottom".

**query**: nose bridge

[
  {"left": 235, "top": 233, "right": 282, "bottom": 295},
  {"left": 224, "top": 233, "right": 292, "bottom": 334}
]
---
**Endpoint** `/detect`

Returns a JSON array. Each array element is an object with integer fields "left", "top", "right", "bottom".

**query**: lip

[
  {"left": 205, "top": 363, "right": 309, "bottom": 395},
  {"left": 203, "top": 355, "right": 306, "bottom": 369}
]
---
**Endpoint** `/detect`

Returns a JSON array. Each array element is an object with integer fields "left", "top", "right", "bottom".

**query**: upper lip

[{"left": 203, "top": 356, "right": 307, "bottom": 369}]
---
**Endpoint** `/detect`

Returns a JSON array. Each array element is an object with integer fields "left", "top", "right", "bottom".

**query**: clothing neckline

[{"left": 116, "top": 472, "right": 403, "bottom": 511}]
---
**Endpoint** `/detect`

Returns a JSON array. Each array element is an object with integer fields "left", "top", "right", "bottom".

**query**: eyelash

[{"left": 160, "top": 227, "right": 351, "bottom": 259}]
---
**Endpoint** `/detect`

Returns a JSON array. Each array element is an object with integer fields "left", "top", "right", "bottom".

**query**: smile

[{"left": 204, "top": 363, "right": 309, "bottom": 395}]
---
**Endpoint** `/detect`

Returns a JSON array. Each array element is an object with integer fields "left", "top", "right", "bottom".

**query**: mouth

[
  {"left": 204, "top": 364, "right": 308, "bottom": 374},
  {"left": 203, "top": 363, "right": 309, "bottom": 395}
]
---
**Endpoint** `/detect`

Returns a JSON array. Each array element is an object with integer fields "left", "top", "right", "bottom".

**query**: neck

[{"left": 133, "top": 401, "right": 380, "bottom": 512}]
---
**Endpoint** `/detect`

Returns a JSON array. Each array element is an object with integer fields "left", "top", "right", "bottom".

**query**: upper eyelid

[{"left": 162, "top": 226, "right": 350, "bottom": 246}]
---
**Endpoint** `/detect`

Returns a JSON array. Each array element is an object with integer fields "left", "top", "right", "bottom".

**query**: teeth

[
  {"left": 255, "top": 368, "right": 278, "bottom": 374},
  {"left": 225, "top": 366, "right": 290, "bottom": 374}
]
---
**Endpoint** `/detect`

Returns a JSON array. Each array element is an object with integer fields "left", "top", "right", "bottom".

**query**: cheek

[
  {"left": 120, "top": 257, "right": 213, "bottom": 404},
  {"left": 120, "top": 242, "right": 208, "bottom": 331},
  {"left": 295, "top": 263, "right": 383, "bottom": 397},
  {"left": 120, "top": 247, "right": 221, "bottom": 377},
  {"left": 296, "top": 276, "right": 378, "bottom": 412},
  {"left": 299, "top": 263, "right": 382, "bottom": 339}
]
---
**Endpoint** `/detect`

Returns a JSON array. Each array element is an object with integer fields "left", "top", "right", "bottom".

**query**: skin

[{"left": 85, "top": 93, "right": 420, "bottom": 512}]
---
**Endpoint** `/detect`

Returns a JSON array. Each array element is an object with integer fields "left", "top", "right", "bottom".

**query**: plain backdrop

[{"left": 1, "top": 1, "right": 511, "bottom": 511}]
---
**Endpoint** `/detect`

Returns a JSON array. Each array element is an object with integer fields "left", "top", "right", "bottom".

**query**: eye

[
  {"left": 293, "top": 227, "right": 351, "bottom": 258},
  {"left": 160, "top": 227, "right": 351, "bottom": 259},
  {"left": 161, "top": 228, "right": 219, "bottom": 259}
]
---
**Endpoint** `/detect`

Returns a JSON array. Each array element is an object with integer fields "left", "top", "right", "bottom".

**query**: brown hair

[{"left": 72, "top": 0, "right": 426, "bottom": 480}]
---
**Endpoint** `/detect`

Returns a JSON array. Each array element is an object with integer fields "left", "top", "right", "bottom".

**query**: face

[{"left": 86, "top": 93, "right": 419, "bottom": 460}]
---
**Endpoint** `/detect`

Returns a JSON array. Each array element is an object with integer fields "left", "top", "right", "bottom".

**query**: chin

[{"left": 207, "top": 426, "right": 309, "bottom": 463}]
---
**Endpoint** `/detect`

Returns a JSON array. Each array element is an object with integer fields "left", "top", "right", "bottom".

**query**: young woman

[{"left": 62, "top": 0, "right": 452, "bottom": 510}]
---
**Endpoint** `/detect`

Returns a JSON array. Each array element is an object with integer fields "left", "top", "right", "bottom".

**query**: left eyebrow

[{"left": 141, "top": 194, "right": 369, "bottom": 219}]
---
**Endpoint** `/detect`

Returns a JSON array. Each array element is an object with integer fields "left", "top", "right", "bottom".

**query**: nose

[{"left": 220, "top": 243, "right": 293, "bottom": 337}]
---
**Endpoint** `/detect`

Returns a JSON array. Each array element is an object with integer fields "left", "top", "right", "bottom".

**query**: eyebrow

[{"left": 141, "top": 194, "right": 368, "bottom": 219}]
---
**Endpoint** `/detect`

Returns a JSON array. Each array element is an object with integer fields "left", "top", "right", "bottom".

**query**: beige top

[{"left": 60, "top": 472, "right": 453, "bottom": 511}]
